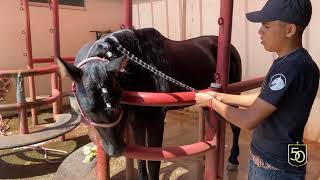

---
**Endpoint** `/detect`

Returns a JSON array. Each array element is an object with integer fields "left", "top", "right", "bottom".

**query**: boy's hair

[{"left": 297, "top": 25, "right": 307, "bottom": 36}]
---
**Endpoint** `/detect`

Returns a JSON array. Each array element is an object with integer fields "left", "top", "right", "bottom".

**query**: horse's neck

[{"left": 118, "top": 29, "right": 171, "bottom": 92}]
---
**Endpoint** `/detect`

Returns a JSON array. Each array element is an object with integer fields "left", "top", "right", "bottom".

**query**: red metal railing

[
  {"left": 0, "top": 63, "right": 60, "bottom": 134},
  {"left": 0, "top": 89, "right": 60, "bottom": 111},
  {"left": 0, "top": 0, "right": 66, "bottom": 136},
  {"left": 226, "top": 77, "right": 265, "bottom": 94},
  {"left": 0, "top": 65, "right": 57, "bottom": 78},
  {"left": 23, "top": 0, "right": 38, "bottom": 126},
  {"left": 120, "top": 76, "right": 265, "bottom": 106},
  {"left": 124, "top": 140, "right": 216, "bottom": 161},
  {"left": 33, "top": 57, "right": 74, "bottom": 64},
  {"left": 121, "top": 91, "right": 197, "bottom": 106}
]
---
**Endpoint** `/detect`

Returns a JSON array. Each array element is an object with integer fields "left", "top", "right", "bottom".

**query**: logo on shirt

[
  {"left": 288, "top": 142, "right": 307, "bottom": 167},
  {"left": 269, "top": 74, "right": 286, "bottom": 91}
]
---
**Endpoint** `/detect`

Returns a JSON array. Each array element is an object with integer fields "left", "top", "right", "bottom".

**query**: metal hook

[{"left": 218, "top": 17, "right": 224, "bottom": 25}]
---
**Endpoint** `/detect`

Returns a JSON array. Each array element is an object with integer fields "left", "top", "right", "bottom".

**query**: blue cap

[{"left": 246, "top": 0, "right": 312, "bottom": 26}]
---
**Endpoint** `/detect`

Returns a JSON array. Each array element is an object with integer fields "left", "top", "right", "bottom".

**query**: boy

[{"left": 195, "top": 0, "right": 319, "bottom": 179}]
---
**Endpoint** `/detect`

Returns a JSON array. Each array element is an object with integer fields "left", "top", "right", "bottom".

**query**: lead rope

[{"left": 116, "top": 45, "right": 198, "bottom": 92}]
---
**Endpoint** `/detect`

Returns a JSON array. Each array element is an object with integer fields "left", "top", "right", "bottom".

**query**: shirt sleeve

[{"left": 259, "top": 63, "right": 299, "bottom": 107}]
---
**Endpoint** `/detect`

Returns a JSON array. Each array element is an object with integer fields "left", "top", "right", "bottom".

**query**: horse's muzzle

[{"left": 88, "top": 126, "right": 126, "bottom": 157}]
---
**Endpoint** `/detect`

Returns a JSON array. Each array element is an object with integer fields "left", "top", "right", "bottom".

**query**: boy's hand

[
  {"left": 206, "top": 91, "right": 223, "bottom": 102},
  {"left": 195, "top": 92, "right": 214, "bottom": 107}
]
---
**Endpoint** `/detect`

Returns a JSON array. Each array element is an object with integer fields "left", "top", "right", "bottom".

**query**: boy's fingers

[
  {"left": 216, "top": 96, "right": 223, "bottom": 101},
  {"left": 207, "top": 91, "right": 217, "bottom": 97}
]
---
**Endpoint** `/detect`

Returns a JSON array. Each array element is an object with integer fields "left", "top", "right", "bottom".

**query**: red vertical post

[
  {"left": 123, "top": 0, "right": 132, "bottom": 28},
  {"left": 96, "top": 136, "right": 110, "bottom": 180},
  {"left": 22, "top": 0, "right": 38, "bottom": 126},
  {"left": 204, "top": 112, "right": 218, "bottom": 180},
  {"left": 204, "top": 0, "right": 234, "bottom": 179},
  {"left": 196, "top": 109, "right": 205, "bottom": 179},
  {"left": 216, "top": 0, "right": 234, "bottom": 179},
  {"left": 50, "top": 0, "right": 61, "bottom": 60},
  {"left": 123, "top": 0, "right": 135, "bottom": 178},
  {"left": 50, "top": 0, "right": 64, "bottom": 140},
  {"left": 180, "top": 0, "right": 187, "bottom": 40},
  {"left": 216, "top": 0, "right": 233, "bottom": 90},
  {"left": 19, "top": 108, "right": 28, "bottom": 134},
  {"left": 50, "top": 2, "right": 60, "bottom": 110}
]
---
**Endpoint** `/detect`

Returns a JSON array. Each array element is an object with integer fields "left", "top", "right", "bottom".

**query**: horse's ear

[
  {"left": 57, "top": 57, "right": 83, "bottom": 82},
  {"left": 106, "top": 55, "right": 128, "bottom": 73}
]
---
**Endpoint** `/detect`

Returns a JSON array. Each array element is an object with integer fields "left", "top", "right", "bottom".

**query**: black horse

[{"left": 58, "top": 28, "right": 242, "bottom": 180}]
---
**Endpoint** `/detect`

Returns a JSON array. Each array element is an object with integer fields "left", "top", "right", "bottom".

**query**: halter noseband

[{"left": 72, "top": 57, "right": 123, "bottom": 128}]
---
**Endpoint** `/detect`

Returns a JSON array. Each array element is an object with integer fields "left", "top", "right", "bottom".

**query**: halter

[{"left": 72, "top": 56, "right": 123, "bottom": 128}]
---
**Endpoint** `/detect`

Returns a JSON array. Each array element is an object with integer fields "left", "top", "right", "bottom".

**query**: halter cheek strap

[
  {"left": 72, "top": 57, "right": 123, "bottom": 128},
  {"left": 76, "top": 56, "right": 109, "bottom": 67}
]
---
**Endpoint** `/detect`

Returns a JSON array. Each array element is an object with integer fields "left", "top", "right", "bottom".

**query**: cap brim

[{"left": 246, "top": 11, "right": 266, "bottom": 23}]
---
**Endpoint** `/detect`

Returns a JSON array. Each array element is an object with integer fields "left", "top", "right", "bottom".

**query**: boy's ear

[
  {"left": 57, "top": 57, "right": 83, "bottom": 82},
  {"left": 286, "top": 24, "right": 297, "bottom": 38}
]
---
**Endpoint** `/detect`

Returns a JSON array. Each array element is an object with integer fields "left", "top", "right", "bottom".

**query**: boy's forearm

[
  {"left": 207, "top": 96, "right": 276, "bottom": 130},
  {"left": 216, "top": 93, "right": 259, "bottom": 107},
  {"left": 209, "top": 97, "right": 253, "bottom": 130}
]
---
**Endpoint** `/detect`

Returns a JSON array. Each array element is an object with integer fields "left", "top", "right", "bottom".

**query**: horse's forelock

[
  {"left": 103, "top": 28, "right": 171, "bottom": 92},
  {"left": 83, "top": 62, "right": 109, "bottom": 89},
  {"left": 77, "top": 28, "right": 171, "bottom": 94}
]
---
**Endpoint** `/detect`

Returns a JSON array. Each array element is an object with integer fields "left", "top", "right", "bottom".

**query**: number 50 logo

[{"left": 288, "top": 142, "right": 307, "bottom": 167}]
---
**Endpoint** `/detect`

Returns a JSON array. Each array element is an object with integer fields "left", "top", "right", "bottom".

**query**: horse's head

[{"left": 57, "top": 32, "right": 136, "bottom": 156}]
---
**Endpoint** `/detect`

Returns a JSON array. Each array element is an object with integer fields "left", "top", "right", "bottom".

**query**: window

[{"left": 30, "top": 0, "right": 85, "bottom": 9}]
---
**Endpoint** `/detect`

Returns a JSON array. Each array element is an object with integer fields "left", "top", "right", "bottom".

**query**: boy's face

[{"left": 258, "top": 21, "right": 289, "bottom": 53}]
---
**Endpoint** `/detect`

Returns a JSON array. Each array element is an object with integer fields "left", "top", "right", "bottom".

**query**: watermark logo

[{"left": 288, "top": 142, "right": 307, "bottom": 167}]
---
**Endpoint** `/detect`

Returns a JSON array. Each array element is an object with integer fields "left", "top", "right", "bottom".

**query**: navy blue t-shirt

[{"left": 251, "top": 48, "right": 319, "bottom": 174}]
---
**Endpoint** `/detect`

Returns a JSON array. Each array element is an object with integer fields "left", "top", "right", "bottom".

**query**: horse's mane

[
  {"left": 74, "top": 28, "right": 171, "bottom": 94},
  {"left": 110, "top": 28, "right": 171, "bottom": 92},
  {"left": 74, "top": 42, "right": 108, "bottom": 92}
]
